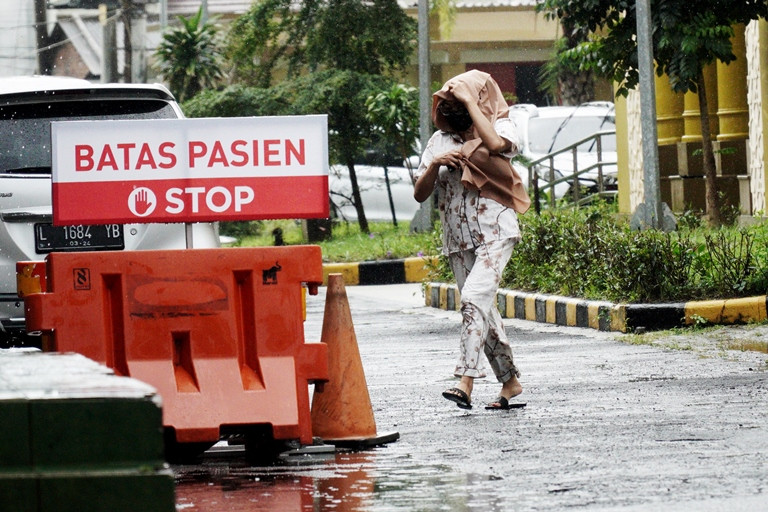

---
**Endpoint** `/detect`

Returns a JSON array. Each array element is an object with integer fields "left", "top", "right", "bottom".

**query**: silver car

[
  {"left": 509, "top": 102, "right": 618, "bottom": 203},
  {"left": 0, "top": 76, "right": 220, "bottom": 347},
  {"left": 329, "top": 161, "right": 419, "bottom": 223}
]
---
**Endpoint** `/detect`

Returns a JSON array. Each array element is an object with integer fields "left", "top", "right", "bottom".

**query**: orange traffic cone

[{"left": 310, "top": 273, "right": 399, "bottom": 448}]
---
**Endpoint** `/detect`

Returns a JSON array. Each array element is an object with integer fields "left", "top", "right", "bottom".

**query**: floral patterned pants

[{"left": 449, "top": 238, "right": 520, "bottom": 382}]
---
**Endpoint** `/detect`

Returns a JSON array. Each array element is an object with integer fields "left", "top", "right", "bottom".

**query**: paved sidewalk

[{"left": 303, "top": 283, "right": 768, "bottom": 511}]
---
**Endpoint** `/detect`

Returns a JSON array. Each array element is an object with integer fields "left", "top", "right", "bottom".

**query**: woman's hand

[
  {"left": 432, "top": 149, "right": 463, "bottom": 170},
  {"left": 448, "top": 81, "right": 475, "bottom": 106},
  {"left": 413, "top": 150, "right": 463, "bottom": 203}
]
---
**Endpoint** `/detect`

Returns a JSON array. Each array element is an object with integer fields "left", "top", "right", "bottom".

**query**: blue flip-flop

[{"left": 442, "top": 387, "right": 472, "bottom": 409}]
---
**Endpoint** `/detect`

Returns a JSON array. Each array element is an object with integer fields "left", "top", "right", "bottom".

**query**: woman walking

[{"left": 413, "top": 70, "right": 529, "bottom": 410}]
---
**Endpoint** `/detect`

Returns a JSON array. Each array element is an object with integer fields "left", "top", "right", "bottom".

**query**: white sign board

[{"left": 51, "top": 115, "right": 329, "bottom": 225}]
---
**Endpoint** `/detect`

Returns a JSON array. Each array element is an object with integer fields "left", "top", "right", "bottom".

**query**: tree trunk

[
  {"left": 558, "top": 71, "right": 595, "bottom": 106},
  {"left": 558, "top": 24, "right": 595, "bottom": 106},
  {"left": 696, "top": 72, "right": 720, "bottom": 226},
  {"left": 347, "top": 162, "right": 369, "bottom": 233},
  {"left": 383, "top": 166, "right": 398, "bottom": 227}
]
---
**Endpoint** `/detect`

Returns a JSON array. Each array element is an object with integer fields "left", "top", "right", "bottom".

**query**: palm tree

[
  {"left": 539, "top": 25, "right": 595, "bottom": 105},
  {"left": 155, "top": 7, "right": 223, "bottom": 103}
]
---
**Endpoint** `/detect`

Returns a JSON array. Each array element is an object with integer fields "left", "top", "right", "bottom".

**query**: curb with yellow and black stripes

[
  {"left": 322, "top": 256, "right": 439, "bottom": 286},
  {"left": 424, "top": 282, "right": 768, "bottom": 333},
  {"left": 320, "top": 258, "right": 768, "bottom": 333}
]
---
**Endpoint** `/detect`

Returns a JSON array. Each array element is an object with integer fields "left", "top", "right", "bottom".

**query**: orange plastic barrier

[{"left": 21, "top": 247, "right": 328, "bottom": 446}]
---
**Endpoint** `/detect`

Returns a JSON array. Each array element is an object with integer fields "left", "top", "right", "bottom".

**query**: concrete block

[
  {"left": 669, "top": 175, "right": 706, "bottom": 212},
  {"left": 30, "top": 398, "right": 164, "bottom": 469},
  {"left": 677, "top": 141, "right": 704, "bottom": 177},
  {"left": 676, "top": 139, "right": 748, "bottom": 178},
  {"left": 0, "top": 477, "right": 36, "bottom": 512},
  {"left": 0, "top": 350, "right": 172, "bottom": 512},
  {"left": 38, "top": 469, "right": 175, "bottom": 512},
  {"left": 713, "top": 139, "right": 748, "bottom": 176},
  {"left": 0, "top": 401, "right": 31, "bottom": 470},
  {"left": 668, "top": 175, "right": 743, "bottom": 214},
  {"left": 738, "top": 176, "right": 752, "bottom": 215}
]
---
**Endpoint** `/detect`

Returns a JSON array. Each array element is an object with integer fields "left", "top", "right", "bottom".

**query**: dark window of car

[{"left": 0, "top": 99, "right": 177, "bottom": 173}]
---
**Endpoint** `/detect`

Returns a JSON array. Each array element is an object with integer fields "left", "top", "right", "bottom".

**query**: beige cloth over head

[{"left": 432, "top": 70, "right": 531, "bottom": 214}]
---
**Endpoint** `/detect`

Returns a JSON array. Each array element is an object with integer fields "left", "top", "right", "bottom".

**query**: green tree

[
  {"left": 537, "top": 0, "right": 768, "bottom": 226},
  {"left": 539, "top": 29, "right": 595, "bottom": 105},
  {"left": 180, "top": 73, "right": 394, "bottom": 235},
  {"left": 154, "top": 7, "right": 223, "bottom": 103},
  {"left": 225, "top": 0, "right": 417, "bottom": 233},
  {"left": 226, "top": 0, "right": 416, "bottom": 86},
  {"left": 283, "top": 70, "right": 396, "bottom": 233},
  {"left": 365, "top": 84, "right": 420, "bottom": 226},
  {"left": 181, "top": 84, "right": 293, "bottom": 118}
]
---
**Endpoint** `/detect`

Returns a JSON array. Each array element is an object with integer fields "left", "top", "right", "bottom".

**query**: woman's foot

[
  {"left": 442, "top": 376, "right": 474, "bottom": 409},
  {"left": 486, "top": 376, "right": 524, "bottom": 410},
  {"left": 500, "top": 375, "right": 523, "bottom": 400}
]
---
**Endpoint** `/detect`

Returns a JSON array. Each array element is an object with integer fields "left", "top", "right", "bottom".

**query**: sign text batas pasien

[{"left": 51, "top": 115, "right": 329, "bottom": 225}]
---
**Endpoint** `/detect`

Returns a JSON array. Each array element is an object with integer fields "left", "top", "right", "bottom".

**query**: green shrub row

[{"left": 429, "top": 202, "right": 768, "bottom": 304}]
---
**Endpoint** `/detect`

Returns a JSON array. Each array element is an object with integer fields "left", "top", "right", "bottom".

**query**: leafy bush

[
  {"left": 219, "top": 221, "right": 263, "bottom": 240},
  {"left": 181, "top": 84, "right": 293, "bottom": 118},
  {"left": 693, "top": 228, "right": 768, "bottom": 298},
  {"left": 316, "top": 221, "right": 433, "bottom": 262},
  {"left": 429, "top": 202, "right": 768, "bottom": 304}
]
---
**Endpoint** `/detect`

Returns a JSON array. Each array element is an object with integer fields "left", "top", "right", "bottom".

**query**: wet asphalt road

[{"left": 174, "top": 283, "right": 768, "bottom": 511}]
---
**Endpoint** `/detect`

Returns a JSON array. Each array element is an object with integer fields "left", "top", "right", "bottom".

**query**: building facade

[
  {"left": 616, "top": 20, "right": 768, "bottom": 223},
  {"left": 0, "top": 3, "right": 38, "bottom": 77}
]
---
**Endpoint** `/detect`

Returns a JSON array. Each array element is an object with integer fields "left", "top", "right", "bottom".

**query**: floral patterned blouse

[{"left": 415, "top": 117, "right": 522, "bottom": 256}]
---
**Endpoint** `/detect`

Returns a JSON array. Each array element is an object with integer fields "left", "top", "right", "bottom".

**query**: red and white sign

[{"left": 51, "top": 115, "right": 329, "bottom": 225}]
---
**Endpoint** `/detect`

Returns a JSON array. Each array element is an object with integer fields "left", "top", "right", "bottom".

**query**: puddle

[{"left": 173, "top": 447, "right": 508, "bottom": 511}]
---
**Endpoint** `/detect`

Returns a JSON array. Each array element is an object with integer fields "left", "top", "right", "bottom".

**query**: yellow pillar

[
  {"left": 681, "top": 63, "right": 719, "bottom": 142},
  {"left": 717, "top": 24, "right": 749, "bottom": 141},
  {"left": 614, "top": 93, "right": 631, "bottom": 215},
  {"left": 655, "top": 73, "right": 685, "bottom": 145}
]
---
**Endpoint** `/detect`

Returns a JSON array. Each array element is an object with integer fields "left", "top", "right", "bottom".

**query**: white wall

[{"left": 0, "top": 3, "right": 38, "bottom": 77}]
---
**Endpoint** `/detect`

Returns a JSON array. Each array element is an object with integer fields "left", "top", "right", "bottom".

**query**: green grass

[{"left": 226, "top": 219, "right": 437, "bottom": 263}]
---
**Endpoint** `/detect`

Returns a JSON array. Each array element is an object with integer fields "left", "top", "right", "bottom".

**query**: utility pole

[
  {"left": 130, "top": 4, "right": 148, "bottom": 83},
  {"left": 635, "top": 0, "right": 662, "bottom": 229},
  {"left": 33, "top": 0, "right": 51, "bottom": 74},
  {"left": 120, "top": 0, "right": 149, "bottom": 83},
  {"left": 160, "top": 0, "right": 168, "bottom": 29},
  {"left": 100, "top": 4, "right": 118, "bottom": 82},
  {"left": 418, "top": 0, "right": 431, "bottom": 153},
  {"left": 411, "top": 0, "right": 433, "bottom": 232},
  {"left": 121, "top": 0, "right": 132, "bottom": 82}
]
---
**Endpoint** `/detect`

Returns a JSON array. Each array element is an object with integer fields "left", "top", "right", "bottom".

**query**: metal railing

[{"left": 523, "top": 130, "right": 617, "bottom": 214}]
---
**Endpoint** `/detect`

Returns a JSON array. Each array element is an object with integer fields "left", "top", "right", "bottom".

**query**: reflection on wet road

[
  {"left": 174, "top": 443, "right": 504, "bottom": 512},
  {"left": 174, "top": 448, "right": 381, "bottom": 511}
]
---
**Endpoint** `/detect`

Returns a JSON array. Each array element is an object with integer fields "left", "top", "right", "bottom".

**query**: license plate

[{"left": 35, "top": 223, "right": 125, "bottom": 253}]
